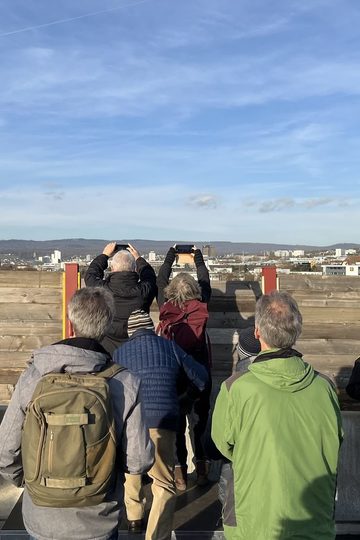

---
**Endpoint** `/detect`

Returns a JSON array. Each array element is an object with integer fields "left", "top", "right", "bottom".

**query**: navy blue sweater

[{"left": 113, "top": 329, "right": 208, "bottom": 431}]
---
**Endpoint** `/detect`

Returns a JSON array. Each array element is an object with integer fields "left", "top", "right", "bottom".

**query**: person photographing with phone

[
  {"left": 157, "top": 244, "right": 212, "bottom": 490},
  {"left": 85, "top": 242, "right": 157, "bottom": 354}
]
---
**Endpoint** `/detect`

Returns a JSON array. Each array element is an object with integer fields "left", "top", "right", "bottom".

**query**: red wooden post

[
  {"left": 261, "top": 267, "right": 278, "bottom": 294},
  {"left": 62, "top": 263, "right": 80, "bottom": 338}
]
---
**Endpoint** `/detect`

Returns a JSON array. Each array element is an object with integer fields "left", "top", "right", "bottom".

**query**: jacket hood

[
  {"left": 29, "top": 341, "right": 111, "bottom": 377},
  {"left": 248, "top": 349, "right": 315, "bottom": 392},
  {"left": 160, "top": 299, "right": 208, "bottom": 320}
]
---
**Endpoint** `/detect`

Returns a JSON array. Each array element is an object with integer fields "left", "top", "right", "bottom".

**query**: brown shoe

[
  {"left": 196, "top": 460, "right": 209, "bottom": 486},
  {"left": 174, "top": 465, "right": 187, "bottom": 491}
]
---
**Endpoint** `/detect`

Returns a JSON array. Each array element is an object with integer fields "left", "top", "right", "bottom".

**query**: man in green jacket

[{"left": 212, "top": 291, "right": 342, "bottom": 540}]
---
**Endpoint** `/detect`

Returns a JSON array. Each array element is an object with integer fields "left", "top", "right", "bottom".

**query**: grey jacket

[{"left": 0, "top": 338, "right": 154, "bottom": 540}]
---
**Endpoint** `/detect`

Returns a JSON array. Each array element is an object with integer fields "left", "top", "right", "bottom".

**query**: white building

[
  {"left": 346, "top": 265, "right": 360, "bottom": 276},
  {"left": 274, "top": 250, "right": 290, "bottom": 258},
  {"left": 292, "top": 250, "right": 305, "bottom": 257},
  {"left": 322, "top": 265, "right": 346, "bottom": 276},
  {"left": 335, "top": 248, "right": 345, "bottom": 257},
  {"left": 345, "top": 249, "right": 357, "bottom": 255},
  {"left": 51, "top": 250, "right": 62, "bottom": 264},
  {"left": 148, "top": 251, "right": 156, "bottom": 262},
  {"left": 322, "top": 264, "right": 360, "bottom": 276}
]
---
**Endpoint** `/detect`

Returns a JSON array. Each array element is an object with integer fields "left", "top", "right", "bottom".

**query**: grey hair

[
  {"left": 255, "top": 291, "right": 302, "bottom": 349},
  {"left": 111, "top": 250, "right": 136, "bottom": 272},
  {"left": 164, "top": 272, "right": 202, "bottom": 307},
  {"left": 68, "top": 287, "right": 114, "bottom": 341}
]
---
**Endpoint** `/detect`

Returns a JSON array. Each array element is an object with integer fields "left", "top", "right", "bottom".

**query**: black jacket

[
  {"left": 346, "top": 357, "right": 360, "bottom": 400},
  {"left": 85, "top": 254, "right": 157, "bottom": 354},
  {"left": 157, "top": 247, "right": 211, "bottom": 307}
]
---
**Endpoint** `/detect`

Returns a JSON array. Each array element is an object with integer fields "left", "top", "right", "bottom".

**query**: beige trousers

[{"left": 124, "top": 428, "right": 177, "bottom": 540}]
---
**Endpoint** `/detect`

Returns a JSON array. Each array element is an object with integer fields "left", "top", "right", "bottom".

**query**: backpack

[
  {"left": 21, "top": 363, "right": 125, "bottom": 508},
  {"left": 157, "top": 299, "right": 210, "bottom": 365}
]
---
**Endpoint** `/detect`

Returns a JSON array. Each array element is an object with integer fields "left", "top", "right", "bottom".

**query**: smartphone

[
  {"left": 113, "top": 243, "right": 129, "bottom": 253},
  {"left": 175, "top": 244, "right": 195, "bottom": 254}
]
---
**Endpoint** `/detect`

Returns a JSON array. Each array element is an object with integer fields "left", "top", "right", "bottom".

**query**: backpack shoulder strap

[{"left": 95, "top": 362, "right": 127, "bottom": 379}]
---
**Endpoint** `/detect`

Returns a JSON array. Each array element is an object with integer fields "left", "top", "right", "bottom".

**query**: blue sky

[{"left": 0, "top": 0, "right": 359, "bottom": 244}]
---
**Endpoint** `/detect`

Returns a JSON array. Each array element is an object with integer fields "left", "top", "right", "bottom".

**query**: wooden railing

[
  {"left": 0, "top": 271, "right": 359, "bottom": 409},
  {"left": 0, "top": 271, "right": 62, "bottom": 401}
]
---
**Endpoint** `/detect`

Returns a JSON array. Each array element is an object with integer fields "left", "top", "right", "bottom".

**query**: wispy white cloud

[
  {"left": 187, "top": 194, "right": 219, "bottom": 209},
  {"left": 0, "top": 184, "right": 357, "bottom": 245},
  {"left": 251, "top": 197, "right": 352, "bottom": 213},
  {"left": 1, "top": 41, "right": 360, "bottom": 121},
  {"left": 258, "top": 198, "right": 295, "bottom": 213}
]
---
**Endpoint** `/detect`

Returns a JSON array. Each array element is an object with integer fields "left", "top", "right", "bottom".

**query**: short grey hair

[
  {"left": 255, "top": 291, "right": 302, "bottom": 349},
  {"left": 164, "top": 272, "right": 202, "bottom": 307},
  {"left": 111, "top": 250, "right": 136, "bottom": 272},
  {"left": 68, "top": 287, "right": 114, "bottom": 341}
]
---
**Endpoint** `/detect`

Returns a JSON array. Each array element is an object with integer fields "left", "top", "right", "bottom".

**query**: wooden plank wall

[
  {"left": 0, "top": 271, "right": 359, "bottom": 410},
  {"left": 0, "top": 271, "right": 62, "bottom": 402},
  {"left": 279, "top": 274, "right": 360, "bottom": 410}
]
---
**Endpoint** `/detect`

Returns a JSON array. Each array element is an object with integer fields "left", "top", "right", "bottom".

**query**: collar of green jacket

[{"left": 249, "top": 347, "right": 315, "bottom": 392}]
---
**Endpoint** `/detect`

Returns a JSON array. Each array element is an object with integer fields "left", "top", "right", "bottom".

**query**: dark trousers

[{"left": 176, "top": 383, "right": 212, "bottom": 467}]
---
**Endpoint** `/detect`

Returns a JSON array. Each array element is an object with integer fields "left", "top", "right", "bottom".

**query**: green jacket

[{"left": 211, "top": 349, "right": 342, "bottom": 540}]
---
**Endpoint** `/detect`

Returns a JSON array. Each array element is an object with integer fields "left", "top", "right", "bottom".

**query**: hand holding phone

[
  {"left": 113, "top": 243, "right": 129, "bottom": 254},
  {"left": 175, "top": 244, "right": 195, "bottom": 254},
  {"left": 103, "top": 242, "right": 117, "bottom": 257}
]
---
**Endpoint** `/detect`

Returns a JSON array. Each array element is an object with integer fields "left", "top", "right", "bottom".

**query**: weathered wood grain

[
  {"left": 208, "top": 328, "right": 360, "bottom": 355},
  {"left": 208, "top": 320, "right": 360, "bottom": 342},
  {"left": 290, "top": 290, "right": 360, "bottom": 300},
  {"left": 0, "top": 352, "right": 31, "bottom": 368},
  {"left": 0, "top": 271, "right": 62, "bottom": 288},
  {"left": 0, "top": 335, "right": 60, "bottom": 352},
  {"left": 206, "top": 308, "right": 360, "bottom": 327},
  {"left": 0, "top": 320, "right": 62, "bottom": 335},
  {"left": 0, "top": 288, "right": 61, "bottom": 304},
  {"left": 0, "top": 370, "right": 24, "bottom": 385},
  {"left": 301, "top": 323, "right": 360, "bottom": 340},
  {"left": 0, "top": 304, "right": 61, "bottom": 321},
  {"left": 280, "top": 274, "right": 360, "bottom": 292}
]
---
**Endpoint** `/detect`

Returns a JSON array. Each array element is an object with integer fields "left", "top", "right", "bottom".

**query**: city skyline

[{"left": 0, "top": 0, "right": 359, "bottom": 243}]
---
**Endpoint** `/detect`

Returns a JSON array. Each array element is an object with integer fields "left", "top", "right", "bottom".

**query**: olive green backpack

[{"left": 21, "top": 363, "right": 125, "bottom": 508}]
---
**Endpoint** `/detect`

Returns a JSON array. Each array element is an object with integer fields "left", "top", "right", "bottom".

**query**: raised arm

[
  {"left": 157, "top": 247, "right": 176, "bottom": 307},
  {"left": 194, "top": 249, "right": 211, "bottom": 303},
  {"left": 137, "top": 259, "right": 157, "bottom": 307},
  {"left": 85, "top": 242, "right": 116, "bottom": 287}
]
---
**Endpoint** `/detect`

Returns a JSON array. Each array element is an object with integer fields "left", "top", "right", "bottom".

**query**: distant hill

[{"left": 0, "top": 238, "right": 359, "bottom": 258}]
